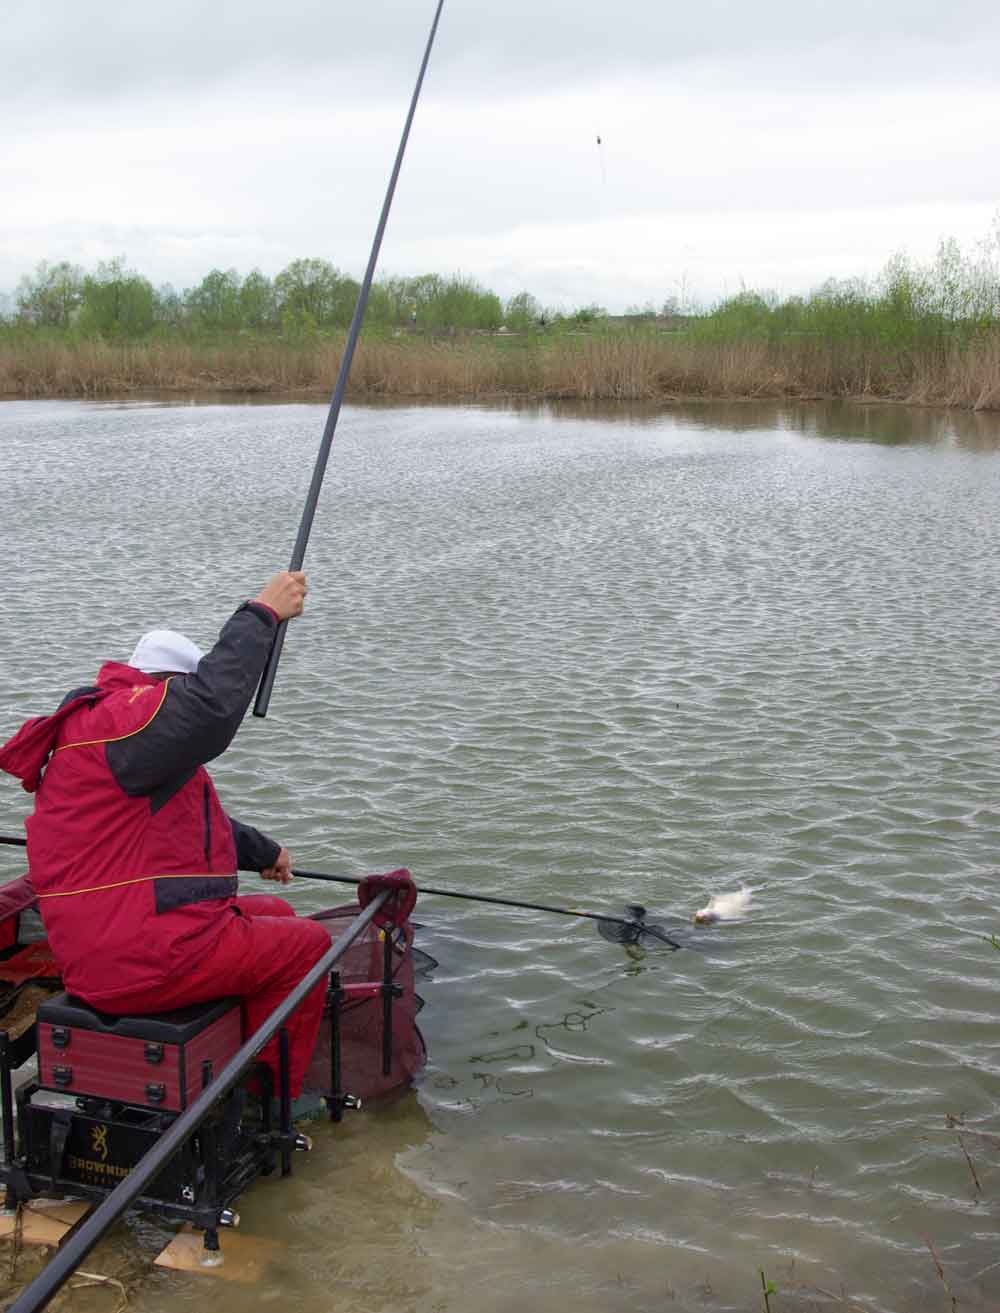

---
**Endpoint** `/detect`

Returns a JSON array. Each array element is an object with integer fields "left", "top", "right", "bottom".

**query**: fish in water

[{"left": 693, "top": 887, "right": 752, "bottom": 925}]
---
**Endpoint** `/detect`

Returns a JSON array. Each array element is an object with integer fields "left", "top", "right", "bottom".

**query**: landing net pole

[
  {"left": 291, "top": 865, "right": 682, "bottom": 945},
  {"left": 7, "top": 891, "right": 390, "bottom": 1313},
  {"left": 253, "top": 0, "right": 446, "bottom": 718},
  {"left": 0, "top": 837, "right": 680, "bottom": 946}
]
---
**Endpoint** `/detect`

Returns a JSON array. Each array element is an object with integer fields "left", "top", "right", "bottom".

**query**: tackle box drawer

[{"left": 36, "top": 994, "right": 242, "bottom": 1112}]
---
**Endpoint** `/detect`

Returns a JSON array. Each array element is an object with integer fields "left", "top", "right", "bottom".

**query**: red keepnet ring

[{"left": 357, "top": 868, "right": 417, "bottom": 929}]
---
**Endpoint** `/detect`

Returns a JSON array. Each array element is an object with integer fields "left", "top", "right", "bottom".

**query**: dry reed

[{"left": 2, "top": 331, "right": 1000, "bottom": 410}]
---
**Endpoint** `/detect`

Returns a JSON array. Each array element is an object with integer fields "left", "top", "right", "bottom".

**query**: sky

[{"left": 3, "top": 0, "right": 1000, "bottom": 314}]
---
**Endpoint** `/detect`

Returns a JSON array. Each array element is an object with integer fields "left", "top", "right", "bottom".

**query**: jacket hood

[
  {"left": 96, "top": 661, "right": 167, "bottom": 692},
  {"left": 0, "top": 687, "right": 112, "bottom": 793}
]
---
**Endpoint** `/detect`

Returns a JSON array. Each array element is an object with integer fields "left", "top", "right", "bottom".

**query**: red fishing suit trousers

[{"left": 83, "top": 896, "right": 330, "bottom": 1099}]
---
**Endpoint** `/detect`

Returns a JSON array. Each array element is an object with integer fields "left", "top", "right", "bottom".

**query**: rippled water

[{"left": 3, "top": 397, "right": 1000, "bottom": 1312}]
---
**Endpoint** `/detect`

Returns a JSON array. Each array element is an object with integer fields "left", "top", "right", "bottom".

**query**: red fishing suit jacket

[{"left": 0, "top": 603, "right": 282, "bottom": 1005}]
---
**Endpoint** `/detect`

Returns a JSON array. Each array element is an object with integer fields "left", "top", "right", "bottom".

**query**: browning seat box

[
  {"left": 36, "top": 994, "right": 242, "bottom": 1112},
  {"left": 21, "top": 1087, "right": 251, "bottom": 1206}
]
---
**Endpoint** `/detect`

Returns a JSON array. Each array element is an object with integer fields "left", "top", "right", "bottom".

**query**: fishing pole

[
  {"left": 0, "top": 834, "right": 680, "bottom": 949},
  {"left": 253, "top": 0, "right": 446, "bottom": 719},
  {"left": 291, "top": 867, "right": 681, "bottom": 948}
]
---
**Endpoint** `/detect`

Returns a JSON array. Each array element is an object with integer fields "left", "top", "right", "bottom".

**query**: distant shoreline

[{"left": 2, "top": 330, "right": 998, "bottom": 411}]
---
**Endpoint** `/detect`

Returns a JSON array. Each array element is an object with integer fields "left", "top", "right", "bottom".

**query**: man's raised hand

[{"left": 255, "top": 572, "right": 308, "bottom": 621}]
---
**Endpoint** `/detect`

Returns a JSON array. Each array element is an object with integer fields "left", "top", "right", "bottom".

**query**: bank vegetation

[{"left": 2, "top": 237, "right": 999, "bottom": 410}]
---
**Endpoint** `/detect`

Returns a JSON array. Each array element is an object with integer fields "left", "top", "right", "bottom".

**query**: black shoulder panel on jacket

[
  {"left": 147, "top": 763, "right": 200, "bottom": 815},
  {"left": 106, "top": 604, "right": 277, "bottom": 797},
  {"left": 59, "top": 686, "right": 101, "bottom": 710}
]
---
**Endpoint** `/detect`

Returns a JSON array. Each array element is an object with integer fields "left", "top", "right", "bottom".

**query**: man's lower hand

[{"left": 261, "top": 847, "right": 292, "bottom": 884}]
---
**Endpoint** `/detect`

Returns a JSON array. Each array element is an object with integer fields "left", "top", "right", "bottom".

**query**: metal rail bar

[{"left": 7, "top": 889, "right": 389, "bottom": 1313}]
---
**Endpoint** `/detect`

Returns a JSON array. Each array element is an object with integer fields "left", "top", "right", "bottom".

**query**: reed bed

[{"left": 3, "top": 330, "right": 1000, "bottom": 410}]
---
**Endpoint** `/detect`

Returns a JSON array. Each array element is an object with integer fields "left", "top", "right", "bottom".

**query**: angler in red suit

[{"left": 0, "top": 571, "right": 329, "bottom": 1099}]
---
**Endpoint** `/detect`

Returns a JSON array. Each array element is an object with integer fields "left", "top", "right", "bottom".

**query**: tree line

[
  {"left": 8, "top": 228, "right": 997, "bottom": 348},
  {"left": 5, "top": 258, "right": 607, "bottom": 338}
]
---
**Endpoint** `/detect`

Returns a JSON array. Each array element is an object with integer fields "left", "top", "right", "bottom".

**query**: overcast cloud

[{"left": 4, "top": 0, "right": 999, "bottom": 311}]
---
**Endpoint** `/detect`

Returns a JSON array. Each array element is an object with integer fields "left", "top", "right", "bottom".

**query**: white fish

[{"left": 693, "top": 887, "right": 752, "bottom": 925}]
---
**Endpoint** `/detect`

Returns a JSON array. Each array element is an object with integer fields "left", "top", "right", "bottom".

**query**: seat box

[
  {"left": 36, "top": 994, "right": 242, "bottom": 1112},
  {"left": 21, "top": 1089, "right": 249, "bottom": 1206}
]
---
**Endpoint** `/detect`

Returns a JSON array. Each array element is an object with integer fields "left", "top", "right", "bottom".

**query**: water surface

[{"left": 2, "top": 397, "right": 1000, "bottom": 1312}]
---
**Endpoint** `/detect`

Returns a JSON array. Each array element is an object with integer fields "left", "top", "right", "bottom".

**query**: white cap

[{"left": 128, "top": 629, "right": 204, "bottom": 675}]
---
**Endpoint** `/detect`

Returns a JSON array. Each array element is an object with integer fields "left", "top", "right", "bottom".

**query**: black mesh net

[
  {"left": 304, "top": 905, "right": 434, "bottom": 1102},
  {"left": 596, "top": 906, "right": 680, "bottom": 950},
  {"left": 596, "top": 917, "right": 642, "bottom": 945}
]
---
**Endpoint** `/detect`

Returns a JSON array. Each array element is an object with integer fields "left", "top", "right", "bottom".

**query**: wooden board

[
  {"left": 0, "top": 1199, "right": 90, "bottom": 1246},
  {"left": 154, "top": 1225, "right": 274, "bottom": 1282}
]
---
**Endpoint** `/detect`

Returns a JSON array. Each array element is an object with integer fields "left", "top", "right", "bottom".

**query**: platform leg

[
  {"left": 328, "top": 972, "right": 343, "bottom": 1124},
  {"left": 382, "top": 930, "right": 394, "bottom": 1077},
  {"left": 197, "top": 1057, "right": 225, "bottom": 1265},
  {"left": 278, "top": 1028, "right": 292, "bottom": 1177},
  {"left": 254, "top": 1063, "right": 276, "bottom": 1176},
  {"left": 200, "top": 1226, "right": 223, "bottom": 1267},
  {"left": 0, "top": 1034, "right": 15, "bottom": 1167},
  {"left": 198, "top": 1061, "right": 220, "bottom": 1228}
]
